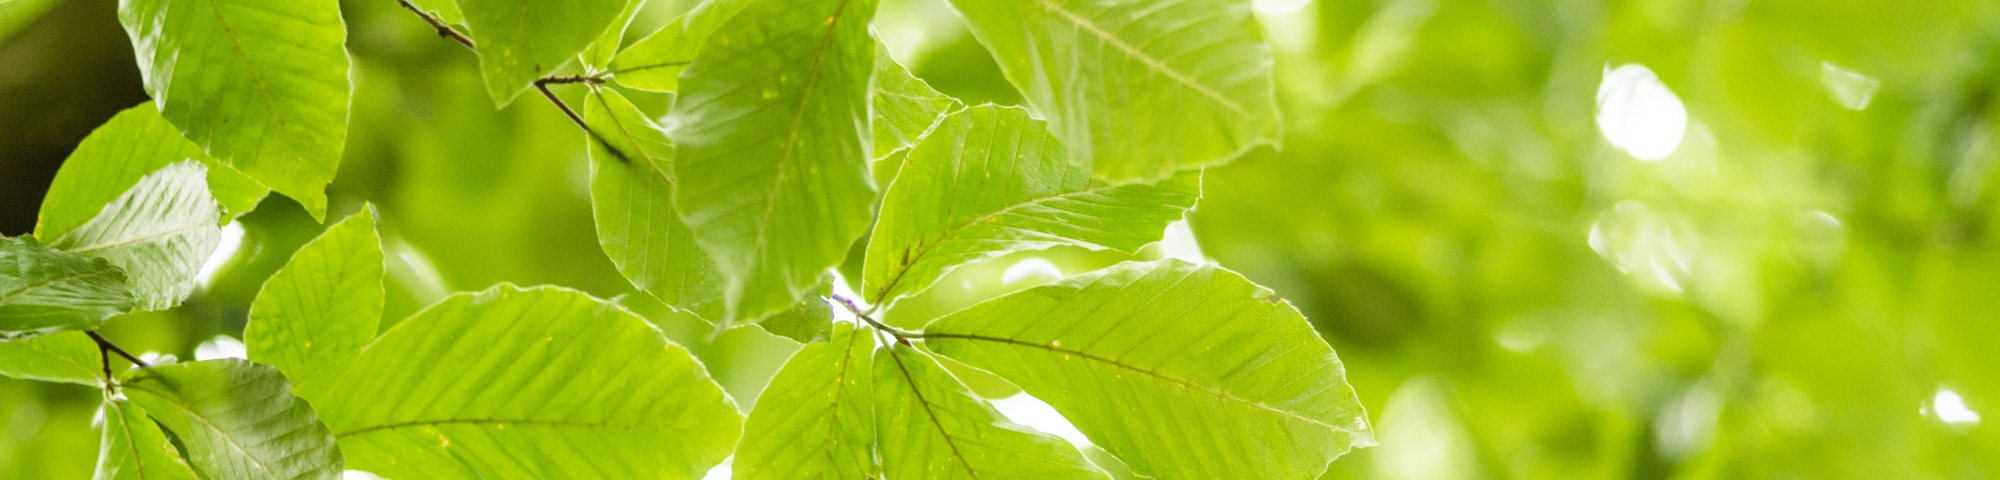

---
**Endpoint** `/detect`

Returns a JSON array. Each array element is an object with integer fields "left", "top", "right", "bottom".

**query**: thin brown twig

[
  {"left": 87, "top": 331, "right": 148, "bottom": 369},
  {"left": 397, "top": 0, "right": 476, "bottom": 51},
  {"left": 833, "top": 295, "right": 922, "bottom": 342}
]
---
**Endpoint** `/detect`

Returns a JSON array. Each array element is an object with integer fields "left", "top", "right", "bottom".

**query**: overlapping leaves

[{"left": 118, "top": 0, "right": 348, "bottom": 218}]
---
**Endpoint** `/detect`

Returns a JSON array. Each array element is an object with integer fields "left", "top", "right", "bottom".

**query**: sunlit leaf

[
  {"left": 946, "top": 0, "right": 1279, "bottom": 182},
  {"left": 118, "top": 0, "right": 348, "bottom": 219},
  {"left": 120, "top": 359, "right": 345, "bottom": 480},
  {"left": 733, "top": 323, "right": 875, "bottom": 480},
  {"left": 244, "top": 209, "right": 383, "bottom": 397},
  {"left": 35, "top": 106, "right": 265, "bottom": 239},
  {"left": 606, "top": 0, "right": 754, "bottom": 92},
  {"left": 454, "top": 0, "right": 623, "bottom": 105},
  {"left": 0, "top": 237, "right": 133, "bottom": 339},
  {"left": 49, "top": 161, "right": 219, "bottom": 312},
  {"left": 0, "top": 331, "right": 104, "bottom": 385},
  {"left": 583, "top": 89, "right": 726, "bottom": 320},
  {"left": 872, "top": 46, "right": 959, "bottom": 157},
  {"left": 923, "top": 259, "right": 1373, "bottom": 480},
  {"left": 316, "top": 285, "right": 741, "bottom": 480},
  {"left": 94, "top": 399, "right": 199, "bottom": 480},
  {"left": 582, "top": 0, "right": 646, "bottom": 70},
  {"left": 864, "top": 106, "right": 1199, "bottom": 305},
  {"left": 748, "top": 278, "right": 835, "bottom": 343},
  {"left": 875, "top": 344, "right": 1108, "bottom": 480},
  {"left": 666, "top": 0, "right": 880, "bottom": 322}
]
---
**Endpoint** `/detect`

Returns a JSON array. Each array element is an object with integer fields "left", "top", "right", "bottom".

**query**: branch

[
  {"left": 833, "top": 295, "right": 923, "bottom": 343},
  {"left": 535, "top": 77, "right": 633, "bottom": 163},
  {"left": 88, "top": 332, "right": 148, "bottom": 370},
  {"left": 397, "top": 0, "right": 476, "bottom": 51}
]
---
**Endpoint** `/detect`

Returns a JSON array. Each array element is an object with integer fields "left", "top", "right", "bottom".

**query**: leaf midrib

[
  {"left": 746, "top": 0, "right": 860, "bottom": 287},
  {"left": 920, "top": 332, "right": 1365, "bottom": 435}
]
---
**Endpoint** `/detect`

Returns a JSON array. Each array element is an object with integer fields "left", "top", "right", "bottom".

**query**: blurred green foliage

[{"left": 3, "top": 0, "right": 1998, "bottom": 478}]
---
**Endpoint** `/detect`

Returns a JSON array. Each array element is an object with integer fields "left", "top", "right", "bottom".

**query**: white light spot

[
  {"left": 990, "top": 393, "right": 1092, "bottom": 447},
  {"left": 1931, "top": 388, "right": 1981, "bottom": 425},
  {"left": 1000, "top": 257, "right": 1063, "bottom": 286},
  {"left": 1820, "top": 62, "right": 1880, "bottom": 110},
  {"left": 701, "top": 457, "right": 733, "bottom": 480},
  {"left": 343, "top": 471, "right": 387, "bottom": 480},
  {"left": 1254, "top": 0, "right": 1312, "bottom": 16},
  {"left": 1596, "top": 64, "right": 1687, "bottom": 161},
  {"left": 1154, "top": 220, "right": 1208, "bottom": 263},
  {"left": 196, "top": 222, "right": 246, "bottom": 287},
  {"left": 194, "top": 335, "right": 246, "bottom": 361}
]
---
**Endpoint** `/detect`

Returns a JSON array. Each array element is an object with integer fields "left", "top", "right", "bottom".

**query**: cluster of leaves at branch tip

[{"left": 0, "top": 0, "right": 1375, "bottom": 479}]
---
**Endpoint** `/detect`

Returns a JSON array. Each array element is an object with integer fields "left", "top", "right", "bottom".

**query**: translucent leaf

[
  {"left": 244, "top": 209, "right": 383, "bottom": 397},
  {"left": 749, "top": 279, "right": 835, "bottom": 343},
  {"left": 118, "top": 0, "right": 349, "bottom": 219},
  {"left": 606, "top": 0, "right": 754, "bottom": 92},
  {"left": 872, "top": 45, "right": 959, "bottom": 158},
  {"left": 583, "top": 89, "right": 726, "bottom": 320},
  {"left": 0, "top": 331, "right": 104, "bottom": 385},
  {"left": 35, "top": 106, "right": 265, "bottom": 239},
  {"left": 49, "top": 161, "right": 219, "bottom": 312},
  {"left": 946, "top": 0, "right": 1280, "bottom": 182},
  {"left": 454, "top": 0, "right": 624, "bottom": 105},
  {"left": 923, "top": 260, "right": 1373, "bottom": 480},
  {"left": 732, "top": 323, "right": 875, "bottom": 480},
  {"left": 0, "top": 237, "right": 133, "bottom": 338},
  {"left": 94, "top": 399, "right": 199, "bottom": 480},
  {"left": 119, "top": 359, "right": 345, "bottom": 480},
  {"left": 582, "top": 0, "right": 646, "bottom": 70},
  {"left": 666, "top": 0, "right": 880, "bottom": 322},
  {"left": 874, "top": 344, "right": 1108, "bottom": 480},
  {"left": 864, "top": 106, "right": 1199, "bottom": 305},
  {"left": 316, "top": 285, "right": 741, "bottom": 480}
]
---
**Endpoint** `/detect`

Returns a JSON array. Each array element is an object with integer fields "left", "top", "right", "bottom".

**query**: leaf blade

[
  {"left": 863, "top": 106, "right": 1199, "bottom": 305},
  {"left": 871, "top": 46, "right": 959, "bottom": 158},
  {"left": 583, "top": 89, "right": 727, "bottom": 321},
  {"left": 316, "top": 284, "right": 741, "bottom": 480},
  {"left": 244, "top": 209, "right": 384, "bottom": 397},
  {"left": 48, "top": 161, "right": 219, "bottom": 312},
  {"left": 946, "top": 0, "right": 1280, "bottom": 182},
  {"left": 922, "top": 260, "right": 1373, "bottom": 480},
  {"left": 94, "top": 399, "right": 201, "bottom": 480},
  {"left": 667, "top": 0, "right": 881, "bottom": 322},
  {"left": 35, "top": 106, "right": 266, "bottom": 239},
  {"left": 0, "top": 331, "right": 105, "bottom": 385},
  {"left": 455, "top": 0, "right": 624, "bottom": 104},
  {"left": 118, "top": 0, "right": 349, "bottom": 218},
  {"left": 733, "top": 322, "right": 875, "bottom": 480},
  {"left": 119, "top": 359, "right": 345, "bottom": 480},
  {"left": 874, "top": 344, "right": 1108, "bottom": 480},
  {"left": 0, "top": 237, "right": 133, "bottom": 339}
]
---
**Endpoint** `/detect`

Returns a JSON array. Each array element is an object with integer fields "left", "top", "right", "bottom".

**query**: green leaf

[
  {"left": 49, "top": 161, "right": 220, "bottom": 312},
  {"left": 118, "top": 0, "right": 349, "bottom": 219},
  {"left": 94, "top": 399, "right": 200, "bottom": 480},
  {"left": 605, "top": 0, "right": 754, "bottom": 92},
  {"left": 863, "top": 106, "right": 1200, "bottom": 305},
  {"left": 1, "top": 237, "right": 133, "bottom": 339},
  {"left": 455, "top": 0, "right": 623, "bottom": 105},
  {"left": 749, "top": 283, "right": 834, "bottom": 343},
  {"left": 733, "top": 322, "right": 875, "bottom": 480},
  {"left": 244, "top": 209, "right": 383, "bottom": 397},
  {"left": 583, "top": 0, "right": 645, "bottom": 70},
  {"left": 945, "top": 0, "right": 1280, "bottom": 182},
  {"left": 35, "top": 106, "right": 266, "bottom": 239},
  {"left": 872, "top": 46, "right": 959, "bottom": 157},
  {"left": 922, "top": 260, "right": 1373, "bottom": 480},
  {"left": 583, "top": 89, "right": 726, "bottom": 320},
  {"left": 119, "top": 359, "right": 345, "bottom": 480},
  {"left": 874, "top": 344, "right": 1108, "bottom": 480},
  {"left": 667, "top": 0, "right": 880, "bottom": 322},
  {"left": 0, "top": 331, "right": 103, "bottom": 385},
  {"left": 317, "top": 285, "right": 741, "bottom": 480}
]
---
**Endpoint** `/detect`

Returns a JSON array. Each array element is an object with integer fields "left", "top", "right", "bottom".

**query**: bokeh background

[{"left": 4, "top": 0, "right": 1999, "bottom": 478}]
